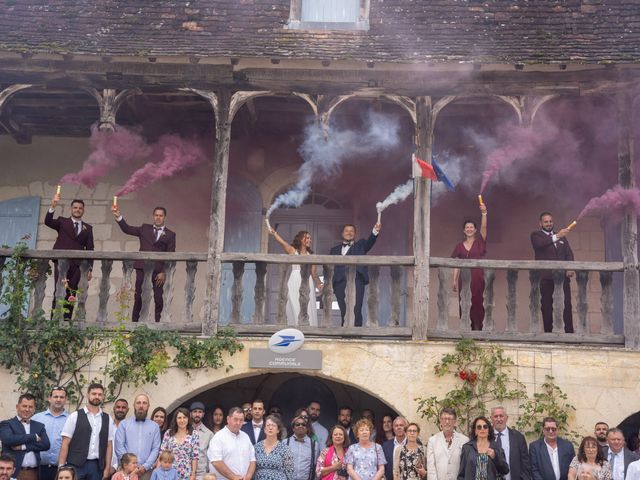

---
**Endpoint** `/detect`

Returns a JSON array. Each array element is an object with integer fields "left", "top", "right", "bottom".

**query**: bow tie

[{"left": 342, "top": 241, "right": 354, "bottom": 247}]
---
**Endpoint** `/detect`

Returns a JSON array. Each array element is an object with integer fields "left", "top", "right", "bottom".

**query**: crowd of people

[{"left": 1, "top": 387, "right": 640, "bottom": 480}]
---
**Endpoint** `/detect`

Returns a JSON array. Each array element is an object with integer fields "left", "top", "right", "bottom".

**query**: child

[
  {"left": 113, "top": 453, "right": 139, "bottom": 480},
  {"left": 151, "top": 450, "right": 179, "bottom": 480}
]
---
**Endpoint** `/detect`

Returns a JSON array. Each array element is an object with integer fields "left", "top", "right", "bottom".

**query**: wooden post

[
  {"left": 600, "top": 271, "right": 614, "bottom": 335},
  {"left": 96, "top": 259, "right": 113, "bottom": 323},
  {"left": 436, "top": 267, "right": 450, "bottom": 331},
  {"left": 412, "top": 96, "right": 433, "bottom": 340},
  {"left": 183, "top": 261, "right": 198, "bottom": 323},
  {"left": 252, "top": 262, "right": 267, "bottom": 325},
  {"left": 230, "top": 261, "right": 245, "bottom": 324},
  {"left": 483, "top": 269, "right": 496, "bottom": 332},
  {"left": 505, "top": 269, "right": 518, "bottom": 332},
  {"left": 390, "top": 265, "right": 401, "bottom": 327},
  {"left": 202, "top": 90, "right": 232, "bottom": 336},
  {"left": 617, "top": 92, "right": 640, "bottom": 349}
]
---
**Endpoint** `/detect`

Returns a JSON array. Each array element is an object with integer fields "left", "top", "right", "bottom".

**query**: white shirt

[
  {"left": 610, "top": 450, "right": 625, "bottom": 480},
  {"left": 252, "top": 423, "right": 263, "bottom": 444},
  {"left": 19, "top": 418, "right": 38, "bottom": 468},
  {"left": 495, "top": 428, "right": 510, "bottom": 480},
  {"left": 61, "top": 407, "right": 115, "bottom": 460},
  {"left": 545, "top": 440, "right": 560, "bottom": 480},
  {"left": 626, "top": 459, "right": 640, "bottom": 480},
  {"left": 207, "top": 426, "right": 255, "bottom": 480},
  {"left": 340, "top": 228, "right": 380, "bottom": 255}
]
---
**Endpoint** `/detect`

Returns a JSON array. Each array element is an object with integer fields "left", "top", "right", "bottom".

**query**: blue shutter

[{"left": 0, "top": 196, "right": 41, "bottom": 317}]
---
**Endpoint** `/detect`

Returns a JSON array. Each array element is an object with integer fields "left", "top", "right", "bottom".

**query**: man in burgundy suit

[
  {"left": 530, "top": 211, "right": 574, "bottom": 333},
  {"left": 44, "top": 192, "right": 94, "bottom": 319},
  {"left": 112, "top": 206, "right": 176, "bottom": 322}
]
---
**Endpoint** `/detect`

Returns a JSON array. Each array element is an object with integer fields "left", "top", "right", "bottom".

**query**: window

[{"left": 288, "top": 0, "right": 370, "bottom": 31}]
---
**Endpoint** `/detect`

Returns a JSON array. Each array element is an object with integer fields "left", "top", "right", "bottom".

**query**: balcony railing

[{"left": 0, "top": 248, "right": 627, "bottom": 346}]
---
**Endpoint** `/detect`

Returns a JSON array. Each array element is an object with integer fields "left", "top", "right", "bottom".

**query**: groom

[{"left": 329, "top": 222, "right": 381, "bottom": 326}]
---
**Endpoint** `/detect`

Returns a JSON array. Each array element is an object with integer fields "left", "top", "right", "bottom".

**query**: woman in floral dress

[
  {"left": 345, "top": 419, "right": 386, "bottom": 480},
  {"left": 161, "top": 407, "right": 199, "bottom": 480},
  {"left": 254, "top": 415, "right": 294, "bottom": 480}
]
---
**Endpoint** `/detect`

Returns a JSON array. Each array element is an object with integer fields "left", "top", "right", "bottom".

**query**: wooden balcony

[{"left": 0, "top": 248, "right": 628, "bottom": 347}]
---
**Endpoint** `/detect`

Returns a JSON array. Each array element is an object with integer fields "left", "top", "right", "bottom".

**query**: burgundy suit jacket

[
  {"left": 116, "top": 218, "right": 176, "bottom": 271},
  {"left": 530, "top": 230, "right": 574, "bottom": 279},
  {"left": 44, "top": 210, "right": 95, "bottom": 266}
]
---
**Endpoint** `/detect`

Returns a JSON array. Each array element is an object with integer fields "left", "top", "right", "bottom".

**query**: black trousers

[
  {"left": 132, "top": 268, "right": 163, "bottom": 322},
  {"left": 333, "top": 277, "right": 366, "bottom": 327},
  {"left": 52, "top": 261, "right": 81, "bottom": 319},
  {"left": 540, "top": 277, "right": 574, "bottom": 333},
  {"left": 39, "top": 465, "right": 58, "bottom": 480}
]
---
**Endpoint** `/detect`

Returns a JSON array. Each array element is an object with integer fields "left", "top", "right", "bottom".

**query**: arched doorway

[{"left": 171, "top": 372, "right": 399, "bottom": 435}]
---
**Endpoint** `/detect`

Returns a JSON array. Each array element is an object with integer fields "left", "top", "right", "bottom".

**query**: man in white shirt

[
  {"left": 490, "top": 406, "right": 531, "bottom": 480},
  {"left": 426, "top": 408, "right": 469, "bottom": 480},
  {"left": 529, "top": 417, "right": 574, "bottom": 480},
  {"left": 208, "top": 407, "right": 255, "bottom": 480},
  {"left": 58, "top": 383, "right": 115, "bottom": 480}
]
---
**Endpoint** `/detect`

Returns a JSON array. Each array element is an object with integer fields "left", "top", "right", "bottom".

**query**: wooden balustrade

[{"left": 0, "top": 249, "right": 630, "bottom": 346}]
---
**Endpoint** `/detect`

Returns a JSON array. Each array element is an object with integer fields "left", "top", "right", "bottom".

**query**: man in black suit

[
  {"left": 337, "top": 406, "right": 356, "bottom": 445},
  {"left": 530, "top": 212, "right": 574, "bottom": 333},
  {"left": 45, "top": 193, "right": 94, "bottom": 319},
  {"left": 529, "top": 417, "right": 574, "bottom": 480},
  {"left": 491, "top": 407, "right": 531, "bottom": 480},
  {"left": 0, "top": 393, "right": 51, "bottom": 480},
  {"left": 329, "top": 222, "right": 381, "bottom": 327},
  {"left": 603, "top": 428, "right": 640, "bottom": 480},
  {"left": 112, "top": 206, "right": 176, "bottom": 322},
  {"left": 382, "top": 416, "right": 407, "bottom": 480},
  {"left": 240, "top": 400, "right": 266, "bottom": 445}
]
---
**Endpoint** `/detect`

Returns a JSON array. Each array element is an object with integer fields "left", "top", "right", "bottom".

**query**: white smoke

[
  {"left": 266, "top": 111, "right": 401, "bottom": 217},
  {"left": 376, "top": 179, "right": 414, "bottom": 213}
]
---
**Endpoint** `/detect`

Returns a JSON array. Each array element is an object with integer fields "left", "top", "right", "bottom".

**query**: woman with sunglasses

[
  {"left": 458, "top": 416, "right": 508, "bottom": 480},
  {"left": 393, "top": 423, "right": 427, "bottom": 480}
]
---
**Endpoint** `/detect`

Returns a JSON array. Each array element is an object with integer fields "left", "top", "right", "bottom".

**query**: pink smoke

[
  {"left": 578, "top": 185, "right": 640, "bottom": 220},
  {"left": 115, "top": 134, "right": 207, "bottom": 196},
  {"left": 479, "top": 120, "right": 580, "bottom": 193},
  {"left": 60, "top": 125, "right": 151, "bottom": 187}
]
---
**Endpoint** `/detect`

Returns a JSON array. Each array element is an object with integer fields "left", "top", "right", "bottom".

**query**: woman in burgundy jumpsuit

[{"left": 451, "top": 203, "right": 487, "bottom": 330}]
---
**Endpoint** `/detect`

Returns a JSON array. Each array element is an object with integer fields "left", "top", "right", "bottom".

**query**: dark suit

[
  {"left": 0, "top": 417, "right": 51, "bottom": 476},
  {"left": 530, "top": 230, "right": 574, "bottom": 333},
  {"left": 241, "top": 422, "right": 266, "bottom": 445},
  {"left": 116, "top": 218, "right": 176, "bottom": 322},
  {"left": 382, "top": 438, "right": 401, "bottom": 480},
  {"left": 529, "top": 437, "right": 575, "bottom": 480},
  {"left": 329, "top": 232, "right": 378, "bottom": 327},
  {"left": 601, "top": 446, "right": 640, "bottom": 478},
  {"left": 44, "top": 210, "right": 95, "bottom": 319},
  {"left": 496, "top": 427, "right": 531, "bottom": 480}
]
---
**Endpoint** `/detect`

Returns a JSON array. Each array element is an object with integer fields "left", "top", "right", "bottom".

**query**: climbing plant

[
  {"left": 416, "top": 339, "right": 577, "bottom": 438},
  {"left": 0, "top": 241, "right": 243, "bottom": 410}
]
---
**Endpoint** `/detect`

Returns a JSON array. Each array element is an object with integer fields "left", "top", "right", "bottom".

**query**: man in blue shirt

[
  {"left": 114, "top": 394, "right": 161, "bottom": 480},
  {"left": 33, "top": 387, "right": 69, "bottom": 480}
]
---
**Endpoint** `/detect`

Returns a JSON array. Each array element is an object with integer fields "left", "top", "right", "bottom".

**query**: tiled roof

[{"left": 0, "top": 0, "right": 638, "bottom": 64}]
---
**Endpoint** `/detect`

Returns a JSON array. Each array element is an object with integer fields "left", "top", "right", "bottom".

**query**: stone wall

[{"left": 0, "top": 339, "right": 636, "bottom": 441}]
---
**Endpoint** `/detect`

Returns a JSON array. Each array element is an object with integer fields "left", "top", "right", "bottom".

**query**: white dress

[{"left": 286, "top": 251, "right": 318, "bottom": 326}]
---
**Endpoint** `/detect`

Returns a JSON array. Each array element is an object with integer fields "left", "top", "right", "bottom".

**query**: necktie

[
  {"left": 154, "top": 227, "right": 161, "bottom": 241},
  {"left": 74, "top": 222, "right": 81, "bottom": 236},
  {"left": 610, "top": 452, "right": 616, "bottom": 474},
  {"left": 495, "top": 431, "right": 502, "bottom": 447}
]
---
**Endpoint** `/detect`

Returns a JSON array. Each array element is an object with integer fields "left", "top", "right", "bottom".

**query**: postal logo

[{"left": 268, "top": 328, "right": 305, "bottom": 354}]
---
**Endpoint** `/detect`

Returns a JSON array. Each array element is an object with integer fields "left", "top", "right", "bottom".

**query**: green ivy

[
  {"left": 415, "top": 339, "right": 577, "bottom": 439},
  {"left": 0, "top": 241, "right": 243, "bottom": 409}
]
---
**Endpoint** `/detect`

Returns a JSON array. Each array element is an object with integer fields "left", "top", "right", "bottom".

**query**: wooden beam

[
  {"left": 412, "top": 96, "right": 432, "bottom": 340},
  {"left": 617, "top": 91, "right": 640, "bottom": 349}
]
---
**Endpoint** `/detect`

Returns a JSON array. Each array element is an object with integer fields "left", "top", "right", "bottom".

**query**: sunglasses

[
  {"left": 544, "top": 427, "right": 557, "bottom": 432},
  {"left": 475, "top": 424, "right": 489, "bottom": 430},
  {"left": 294, "top": 422, "right": 307, "bottom": 427}
]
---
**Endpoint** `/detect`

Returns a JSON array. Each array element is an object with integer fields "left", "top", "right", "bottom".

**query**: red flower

[
  {"left": 67, "top": 295, "right": 77, "bottom": 303},
  {"left": 458, "top": 370, "right": 468, "bottom": 380}
]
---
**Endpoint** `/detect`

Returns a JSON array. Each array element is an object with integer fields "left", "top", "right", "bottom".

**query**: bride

[{"left": 268, "top": 228, "right": 322, "bottom": 326}]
